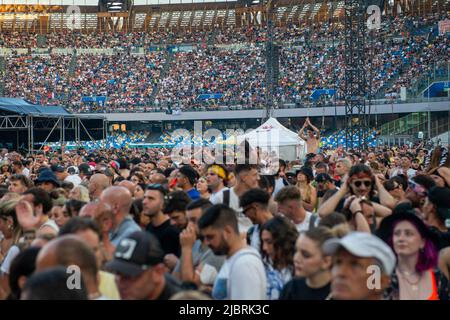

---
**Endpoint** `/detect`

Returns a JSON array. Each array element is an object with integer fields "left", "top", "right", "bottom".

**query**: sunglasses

[
  {"left": 352, "top": 180, "right": 372, "bottom": 188},
  {"left": 408, "top": 180, "right": 427, "bottom": 196}
]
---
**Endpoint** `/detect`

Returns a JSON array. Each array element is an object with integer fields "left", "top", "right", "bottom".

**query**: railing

[
  {"left": 380, "top": 112, "right": 429, "bottom": 136},
  {"left": 408, "top": 60, "right": 450, "bottom": 98}
]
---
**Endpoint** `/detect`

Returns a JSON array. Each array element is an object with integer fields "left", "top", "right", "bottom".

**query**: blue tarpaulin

[
  {"left": 82, "top": 96, "right": 107, "bottom": 106},
  {"left": 310, "top": 89, "right": 336, "bottom": 100},
  {"left": 0, "top": 98, "right": 70, "bottom": 115},
  {"left": 197, "top": 93, "right": 224, "bottom": 100}
]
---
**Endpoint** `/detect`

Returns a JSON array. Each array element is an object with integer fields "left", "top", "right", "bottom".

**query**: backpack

[{"left": 223, "top": 189, "right": 231, "bottom": 207}]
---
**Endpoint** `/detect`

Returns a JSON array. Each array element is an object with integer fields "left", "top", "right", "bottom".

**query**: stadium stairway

[
  {"left": 208, "top": 29, "right": 218, "bottom": 47},
  {"left": 149, "top": 50, "right": 174, "bottom": 105},
  {"left": 0, "top": 56, "right": 5, "bottom": 96},
  {"left": 62, "top": 51, "right": 78, "bottom": 104}
]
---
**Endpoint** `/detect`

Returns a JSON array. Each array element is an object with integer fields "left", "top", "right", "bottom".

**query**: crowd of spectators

[
  {"left": 0, "top": 14, "right": 448, "bottom": 112},
  {"left": 0, "top": 131, "right": 449, "bottom": 300}
]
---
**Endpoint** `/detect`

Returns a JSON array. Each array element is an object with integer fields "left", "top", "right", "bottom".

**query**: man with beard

[
  {"left": 143, "top": 184, "right": 181, "bottom": 257},
  {"left": 199, "top": 204, "right": 266, "bottom": 300},
  {"left": 315, "top": 173, "right": 336, "bottom": 208},
  {"left": 173, "top": 199, "right": 225, "bottom": 289},
  {"left": 206, "top": 164, "right": 228, "bottom": 198}
]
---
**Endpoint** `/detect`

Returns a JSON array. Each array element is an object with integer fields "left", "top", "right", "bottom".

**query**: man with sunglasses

[
  {"left": 239, "top": 189, "right": 274, "bottom": 251},
  {"left": 143, "top": 184, "right": 181, "bottom": 257},
  {"left": 106, "top": 231, "right": 183, "bottom": 300},
  {"left": 405, "top": 175, "right": 436, "bottom": 209},
  {"left": 318, "top": 164, "right": 393, "bottom": 218},
  {"left": 384, "top": 177, "right": 407, "bottom": 204}
]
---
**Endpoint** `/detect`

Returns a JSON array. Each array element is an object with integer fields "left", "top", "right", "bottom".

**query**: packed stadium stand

[{"left": 0, "top": 1, "right": 448, "bottom": 113}]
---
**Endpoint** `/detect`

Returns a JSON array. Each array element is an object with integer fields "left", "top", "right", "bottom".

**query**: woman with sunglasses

[{"left": 318, "top": 164, "right": 393, "bottom": 218}]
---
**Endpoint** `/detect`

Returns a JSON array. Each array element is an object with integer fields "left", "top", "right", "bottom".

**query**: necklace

[{"left": 397, "top": 269, "right": 420, "bottom": 291}]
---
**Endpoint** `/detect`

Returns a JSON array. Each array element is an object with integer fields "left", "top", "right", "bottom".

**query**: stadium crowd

[
  {"left": 0, "top": 13, "right": 448, "bottom": 112},
  {"left": 0, "top": 116, "right": 449, "bottom": 300}
]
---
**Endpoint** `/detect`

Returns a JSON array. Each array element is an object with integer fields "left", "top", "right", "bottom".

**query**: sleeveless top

[{"left": 385, "top": 268, "right": 448, "bottom": 300}]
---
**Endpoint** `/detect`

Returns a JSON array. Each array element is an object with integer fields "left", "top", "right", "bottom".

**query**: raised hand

[
  {"left": 16, "top": 200, "right": 40, "bottom": 231},
  {"left": 180, "top": 223, "right": 197, "bottom": 248}
]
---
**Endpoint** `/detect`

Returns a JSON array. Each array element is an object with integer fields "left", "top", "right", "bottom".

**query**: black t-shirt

[
  {"left": 146, "top": 219, "right": 181, "bottom": 257},
  {"left": 429, "top": 226, "right": 450, "bottom": 250},
  {"left": 157, "top": 274, "right": 183, "bottom": 300},
  {"left": 279, "top": 278, "right": 331, "bottom": 300}
]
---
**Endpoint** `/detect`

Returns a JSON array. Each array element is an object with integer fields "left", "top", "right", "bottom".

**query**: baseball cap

[
  {"left": 78, "top": 163, "right": 92, "bottom": 176},
  {"left": 323, "top": 232, "right": 396, "bottom": 275},
  {"left": 50, "top": 164, "right": 65, "bottom": 173},
  {"left": 427, "top": 186, "right": 450, "bottom": 224},
  {"left": 67, "top": 166, "right": 79, "bottom": 175},
  {"left": 315, "top": 173, "right": 333, "bottom": 183},
  {"left": 105, "top": 231, "right": 164, "bottom": 277}
]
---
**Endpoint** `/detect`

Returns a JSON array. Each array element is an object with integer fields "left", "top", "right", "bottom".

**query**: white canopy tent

[{"left": 237, "top": 117, "right": 307, "bottom": 161}]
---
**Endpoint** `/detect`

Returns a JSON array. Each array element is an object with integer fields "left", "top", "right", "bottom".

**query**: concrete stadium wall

[{"left": 79, "top": 100, "right": 450, "bottom": 122}]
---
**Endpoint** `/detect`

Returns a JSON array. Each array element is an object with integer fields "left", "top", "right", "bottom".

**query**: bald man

[
  {"left": 118, "top": 180, "right": 136, "bottom": 198},
  {"left": 79, "top": 202, "right": 115, "bottom": 262},
  {"left": 150, "top": 173, "right": 167, "bottom": 185},
  {"left": 100, "top": 186, "right": 140, "bottom": 247},
  {"left": 88, "top": 174, "right": 110, "bottom": 201},
  {"left": 36, "top": 235, "right": 104, "bottom": 300}
]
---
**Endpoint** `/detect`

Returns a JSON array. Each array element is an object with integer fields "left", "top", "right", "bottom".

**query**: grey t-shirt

[{"left": 174, "top": 239, "right": 225, "bottom": 275}]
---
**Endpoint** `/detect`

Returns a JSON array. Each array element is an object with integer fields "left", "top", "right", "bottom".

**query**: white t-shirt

[
  {"left": 250, "top": 225, "right": 261, "bottom": 252},
  {"left": 390, "top": 168, "right": 417, "bottom": 179},
  {"left": 293, "top": 211, "right": 318, "bottom": 233},
  {"left": 212, "top": 247, "right": 267, "bottom": 300},
  {"left": 40, "top": 219, "right": 59, "bottom": 234},
  {"left": 273, "top": 177, "right": 288, "bottom": 197},
  {"left": 65, "top": 174, "right": 82, "bottom": 187},
  {"left": 210, "top": 187, "right": 253, "bottom": 233},
  {"left": 22, "top": 168, "right": 30, "bottom": 177},
  {"left": 0, "top": 245, "right": 20, "bottom": 274}
]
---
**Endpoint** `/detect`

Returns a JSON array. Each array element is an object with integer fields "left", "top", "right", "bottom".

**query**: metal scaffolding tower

[{"left": 343, "top": 0, "right": 368, "bottom": 150}]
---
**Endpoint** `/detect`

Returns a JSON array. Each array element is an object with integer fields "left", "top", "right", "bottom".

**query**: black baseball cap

[
  {"left": 50, "top": 164, "right": 65, "bottom": 173},
  {"left": 315, "top": 173, "right": 333, "bottom": 183},
  {"left": 427, "top": 187, "right": 450, "bottom": 223},
  {"left": 78, "top": 163, "right": 92, "bottom": 176},
  {"left": 105, "top": 231, "right": 164, "bottom": 277}
]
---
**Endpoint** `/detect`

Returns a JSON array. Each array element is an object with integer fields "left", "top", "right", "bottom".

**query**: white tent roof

[{"left": 238, "top": 117, "right": 305, "bottom": 147}]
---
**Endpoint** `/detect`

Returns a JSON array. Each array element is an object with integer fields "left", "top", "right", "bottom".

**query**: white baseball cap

[{"left": 323, "top": 232, "right": 396, "bottom": 275}]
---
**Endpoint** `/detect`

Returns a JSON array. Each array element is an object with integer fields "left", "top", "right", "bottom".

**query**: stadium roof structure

[
  {"left": 0, "top": 98, "right": 106, "bottom": 154},
  {"left": 0, "top": 0, "right": 446, "bottom": 32},
  {"left": 0, "top": 98, "right": 103, "bottom": 119},
  {"left": 0, "top": 98, "right": 71, "bottom": 116}
]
